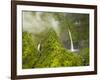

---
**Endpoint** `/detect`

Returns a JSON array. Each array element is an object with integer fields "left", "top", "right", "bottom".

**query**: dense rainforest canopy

[{"left": 22, "top": 11, "right": 89, "bottom": 69}]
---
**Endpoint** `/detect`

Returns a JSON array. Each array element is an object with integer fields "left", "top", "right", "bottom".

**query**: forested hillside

[{"left": 22, "top": 11, "right": 89, "bottom": 69}]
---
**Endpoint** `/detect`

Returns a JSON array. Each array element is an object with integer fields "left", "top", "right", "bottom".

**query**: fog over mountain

[{"left": 23, "top": 11, "right": 60, "bottom": 36}]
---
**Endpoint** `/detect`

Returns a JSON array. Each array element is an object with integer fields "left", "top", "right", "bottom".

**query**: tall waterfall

[{"left": 68, "top": 29, "right": 75, "bottom": 52}]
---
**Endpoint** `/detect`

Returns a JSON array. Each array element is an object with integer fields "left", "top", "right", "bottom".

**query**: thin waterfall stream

[{"left": 68, "top": 28, "right": 78, "bottom": 52}]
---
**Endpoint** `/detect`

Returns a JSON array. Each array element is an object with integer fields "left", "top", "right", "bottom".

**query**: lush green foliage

[
  {"left": 22, "top": 29, "right": 83, "bottom": 68},
  {"left": 22, "top": 32, "right": 39, "bottom": 68},
  {"left": 80, "top": 48, "right": 89, "bottom": 66},
  {"left": 22, "top": 12, "right": 89, "bottom": 69}
]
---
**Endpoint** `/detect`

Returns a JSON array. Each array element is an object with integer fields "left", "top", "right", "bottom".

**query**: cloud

[{"left": 22, "top": 11, "right": 60, "bottom": 36}]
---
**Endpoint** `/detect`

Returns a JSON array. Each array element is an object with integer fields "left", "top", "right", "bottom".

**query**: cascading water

[
  {"left": 68, "top": 28, "right": 78, "bottom": 52},
  {"left": 68, "top": 29, "right": 74, "bottom": 52},
  {"left": 37, "top": 43, "right": 41, "bottom": 52}
]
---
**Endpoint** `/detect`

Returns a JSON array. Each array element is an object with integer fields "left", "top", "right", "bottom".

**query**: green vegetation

[
  {"left": 22, "top": 11, "right": 89, "bottom": 69},
  {"left": 80, "top": 48, "right": 89, "bottom": 66},
  {"left": 22, "top": 32, "right": 39, "bottom": 68}
]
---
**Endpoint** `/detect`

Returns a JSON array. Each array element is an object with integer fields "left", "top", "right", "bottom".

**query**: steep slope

[{"left": 34, "top": 29, "right": 82, "bottom": 68}]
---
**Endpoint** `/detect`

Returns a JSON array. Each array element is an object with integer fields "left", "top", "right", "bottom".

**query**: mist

[{"left": 22, "top": 11, "right": 60, "bottom": 36}]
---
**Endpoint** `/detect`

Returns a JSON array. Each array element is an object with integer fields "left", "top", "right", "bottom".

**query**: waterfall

[
  {"left": 68, "top": 29, "right": 75, "bottom": 52},
  {"left": 37, "top": 43, "right": 41, "bottom": 52},
  {"left": 68, "top": 28, "right": 79, "bottom": 52}
]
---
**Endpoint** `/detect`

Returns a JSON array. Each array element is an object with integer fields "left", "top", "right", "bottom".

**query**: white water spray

[
  {"left": 68, "top": 29, "right": 78, "bottom": 52},
  {"left": 37, "top": 43, "right": 41, "bottom": 52},
  {"left": 68, "top": 29, "right": 74, "bottom": 52}
]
